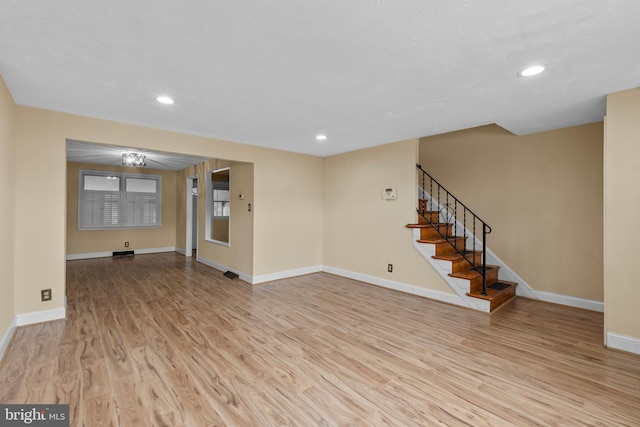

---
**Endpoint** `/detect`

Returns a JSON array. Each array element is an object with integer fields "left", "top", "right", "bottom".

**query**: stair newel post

[{"left": 481, "top": 223, "right": 489, "bottom": 296}]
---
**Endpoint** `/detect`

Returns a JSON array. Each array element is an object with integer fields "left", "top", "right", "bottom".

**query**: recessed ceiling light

[
  {"left": 518, "top": 65, "right": 545, "bottom": 77},
  {"left": 316, "top": 134, "right": 327, "bottom": 141},
  {"left": 156, "top": 96, "right": 174, "bottom": 104}
]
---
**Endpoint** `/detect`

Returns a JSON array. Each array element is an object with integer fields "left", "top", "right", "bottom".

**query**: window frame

[{"left": 77, "top": 169, "right": 162, "bottom": 231}]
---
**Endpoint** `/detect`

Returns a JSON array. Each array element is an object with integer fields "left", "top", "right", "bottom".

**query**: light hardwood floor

[{"left": 1, "top": 253, "right": 639, "bottom": 426}]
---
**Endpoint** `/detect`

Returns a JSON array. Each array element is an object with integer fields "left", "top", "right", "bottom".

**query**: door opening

[{"left": 186, "top": 175, "right": 198, "bottom": 257}]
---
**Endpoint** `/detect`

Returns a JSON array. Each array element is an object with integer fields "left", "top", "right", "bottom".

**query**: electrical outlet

[
  {"left": 41, "top": 289, "right": 52, "bottom": 301},
  {"left": 388, "top": 264, "right": 393, "bottom": 273},
  {"left": 125, "top": 241, "right": 129, "bottom": 247}
]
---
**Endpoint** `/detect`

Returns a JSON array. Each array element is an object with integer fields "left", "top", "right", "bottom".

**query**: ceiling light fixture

[
  {"left": 316, "top": 134, "right": 327, "bottom": 141},
  {"left": 122, "top": 152, "right": 146, "bottom": 167},
  {"left": 156, "top": 96, "right": 174, "bottom": 104},
  {"left": 518, "top": 65, "right": 545, "bottom": 77}
]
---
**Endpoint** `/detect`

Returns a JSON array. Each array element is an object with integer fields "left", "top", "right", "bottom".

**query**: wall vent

[{"left": 113, "top": 250, "right": 134, "bottom": 257}]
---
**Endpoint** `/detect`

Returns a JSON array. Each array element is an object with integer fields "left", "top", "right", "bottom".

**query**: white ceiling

[{"left": 2, "top": 1, "right": 640, "bottom": 157}]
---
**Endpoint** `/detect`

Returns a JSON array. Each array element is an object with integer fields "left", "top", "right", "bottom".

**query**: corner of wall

[{"left": 0, "top": 72, "right": 18, "bottom": 357}]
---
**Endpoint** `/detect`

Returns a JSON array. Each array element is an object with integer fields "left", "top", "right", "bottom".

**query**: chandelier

[{"left": 122, "top": 152, "right": 146, "bottom": 167}]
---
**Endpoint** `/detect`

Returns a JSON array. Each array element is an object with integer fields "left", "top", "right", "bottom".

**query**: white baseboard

[
  {"left": 175, "top": 247, "right": 187, "bottom": 255},
  {"left": 1, "top": 308, "right": 66, "bottom": 363},
  {"left": 196, "top": 257, "right": 252, "bottom": 284},
  {"left": 196, "top": 257, "right": 322, "bottom": 285},
  {"left": 0, "top": 317, "right": 18, "bottom": 363},
  {"left": 16, "top": 307, "right": 66, "bottom": 326},
  {"left": 323, "top": 266, "right": 467, "bottom": 307},
  {"left": 136, "top": 246, "right": 177, "bottom": 255},
  {"left": 66, "top": 246, "right": 177, "bottom": 260},
  {"left": 66, "top": 250, "right": 112, "bottom": 260},
  {"left": 253, "top": 266, "right": 323, "bottom": 285},
  {"left": 531, "top": 290, "right": 604, "bottom": 312},
  {"left": 607, "top": 332, "right": 640, "bottom": 355}
]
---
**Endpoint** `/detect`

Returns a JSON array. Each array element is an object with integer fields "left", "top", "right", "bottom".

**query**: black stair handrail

[{"left": 416, "top": 163, "right": 492, "bottom": 295}]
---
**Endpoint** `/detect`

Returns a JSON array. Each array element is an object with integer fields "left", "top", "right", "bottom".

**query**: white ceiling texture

[{"left": 1, "top": 0, "right": 640, "bottom": 161}]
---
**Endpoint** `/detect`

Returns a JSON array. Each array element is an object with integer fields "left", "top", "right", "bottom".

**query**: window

[
  {"left": 205, "top": 167, "right": 230, "bottom": 245},
  {"left": 78, "top": 170, "right": 162, "bottom": 230},
  {"left": 212, "top": 181, "right": 230, "bottom": 218}
]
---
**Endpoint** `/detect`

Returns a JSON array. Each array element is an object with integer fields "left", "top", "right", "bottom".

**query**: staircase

[{"left": 407, "top": 165, "right": 517, "bottom": 312}]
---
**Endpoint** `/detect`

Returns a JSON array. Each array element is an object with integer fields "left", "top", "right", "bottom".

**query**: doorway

[{"left": 185, "top": 175, "right": 198, "bottom": 257}]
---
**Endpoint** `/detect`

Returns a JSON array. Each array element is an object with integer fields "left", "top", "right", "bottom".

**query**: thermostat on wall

[{"left": 383, "top": 188, "right": 397, "bottom": 200}]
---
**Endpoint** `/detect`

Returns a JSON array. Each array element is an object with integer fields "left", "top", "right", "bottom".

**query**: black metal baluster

[
  {"left": 473, "top": 219, "right": 476, "bottom": 275},
  {"left": 416, "top": 165, "right": 491, "bottom": 287},
  {"left": 453, "top": 200, "right": 457, "bottom": 240},
  {"left": 463, "top": 207, "right": 467, "bottom": 260},
  {"left": 429, "top": 177, "right": 433, "bottom": 213},
  {"left": 445, "top": 192, "right": 449, "bottom": 238},
  {"left": 421, "top": 170, "right": 425, "bottom": 215},
  {"left": 437, "top": 184, "right": 440, "bottom": 225}
]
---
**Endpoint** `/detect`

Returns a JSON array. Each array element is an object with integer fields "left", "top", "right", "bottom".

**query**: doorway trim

[{"left": 185, "top": 174, "right": 198, "bottom": 257}]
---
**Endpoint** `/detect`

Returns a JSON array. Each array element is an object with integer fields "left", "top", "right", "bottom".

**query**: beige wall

[
  {"left": 253, "top": 152, "right": 323, "bottom": 276},
  {"left": 0, "top": 76, "right": 16, "bottom": 334},
  {"left": 604, "top": 87, "right": 640, "bottom": 341},
  {"left": 14, "top": 112, "right": 67, "bottom": 313},
  {"left": 323, "top": 138, "right": 453, "bottom": 294},
  {"left": 66, "top": 162, "right": 178, "bottom": 255},
  {"left": 13, "top": 105, "right": 322, "bottom": 314},
  {"left": 419, "top": 123, "right": 604, "bottom": 301}
]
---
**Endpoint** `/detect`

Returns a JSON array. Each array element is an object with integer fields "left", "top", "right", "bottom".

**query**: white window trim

[{"left": 78, "top": 169, "right": 162, "bottom": 230}]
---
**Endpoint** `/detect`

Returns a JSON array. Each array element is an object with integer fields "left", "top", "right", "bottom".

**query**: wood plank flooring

[{"left": 1, "top": 253, "right": 639, "bottom": 426}]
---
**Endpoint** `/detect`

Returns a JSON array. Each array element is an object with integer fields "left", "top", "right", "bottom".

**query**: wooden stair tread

[
  {"left": 449, "top": 265, "right": 499, "bottom": 280},
  {"left": 406, "top": 223, "right": 449, "bottom": 229},
  {"left": 467, "top": 287, "right": 515, "bottom": 300},
  {"left": 417, "top": 236, "right": 466, "bottom": 244},
  {"left": 432, "top": 251, "right": 482, "bottom": 261},
  {"left": 467, "top": 281, "right": 518, "bottom": 312}
]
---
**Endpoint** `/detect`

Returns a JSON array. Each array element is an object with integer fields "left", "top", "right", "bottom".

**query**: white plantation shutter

[
  {"left": 78, "top": 171, "right": 162, "bottom": 230},
  {"left": 124, "top": 193, "right": 158, "bottom": 226},
  {"left": 124, "top": 178, "right": 159, "bottom": 226},
  {"left": 81, "top": 191, "right": 120, "bottom": 227},
  {"left": 81, "top": 175, "right": 120, "bottom": 228}
]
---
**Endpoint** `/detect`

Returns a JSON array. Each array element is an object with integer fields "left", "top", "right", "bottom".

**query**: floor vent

[
  {"left": 223, "top": 271, "right": 239, "bottom": 280},
  {"left": 113, "top": 250, "right": 134, "bottom": 257},
  {"left": 488, "top": 282, "right": 511, "bottom": 291}
]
